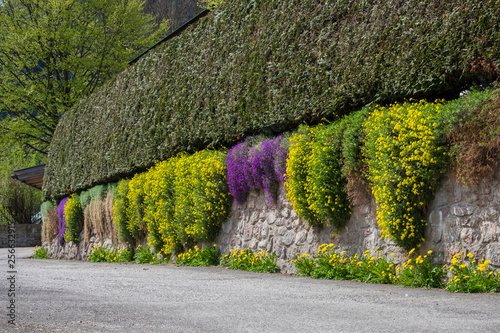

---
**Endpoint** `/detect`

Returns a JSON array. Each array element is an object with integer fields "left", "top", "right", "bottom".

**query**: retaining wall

[
  {"left": 46, "top": 169, "right": 500, "bottom": 273},
  {"left": 1, "top": 224, "right": 42, "bottom": 248}
]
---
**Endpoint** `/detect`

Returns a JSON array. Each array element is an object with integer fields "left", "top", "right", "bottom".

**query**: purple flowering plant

[
  {"left": 57, "top": 197, "right": 69, "bottom": 245},
  {"left": 227, "top": 135, "right": 289, "bottom": 205}
]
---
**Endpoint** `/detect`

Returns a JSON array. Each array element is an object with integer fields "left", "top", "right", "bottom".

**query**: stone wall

[
  {"left": 216, "top": 169, "right": 500, "bottom": 273},
  {"left": 0, "top": 224, "right": 42, "bottom": 248},
  {"left": 44, "top": 233, "right": 141, "bottom": 260},
  {"left": 45, "top": 168, "right": 500, "bottom": 274}
]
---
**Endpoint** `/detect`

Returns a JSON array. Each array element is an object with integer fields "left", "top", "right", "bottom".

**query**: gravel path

[{"left": 1, "top": 248, "right": 499, "bottom": 333}]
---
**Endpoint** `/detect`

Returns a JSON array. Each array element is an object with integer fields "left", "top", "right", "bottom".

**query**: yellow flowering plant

[
  {"left": 285, "top": 123, "right": 351, "bottom": 228},
  {"left": 64, "top": 194, "right": 84, "bottom": 243},
  {"left": 32, "top": 246, "right": 49, "bottom": 259},
  {"left": 176, "top": 244, "right": 219, "bottom": 267},
  {"left": 87, "top": 244, "right": 133, "bottom": 263},
  {"left": 446, "top": 252, "right": 500, "bottom": 293},
  {"left": 221, "top": 248, "right": 280, "bottom": 273},
  {"left": 293, "top": 244, "right": 397, "bottom": 284},
  {"left": 126, "top": 172, "right": 148, "bottom": 240},
  {"left": 363, "top": 100, "right": 447, "bottom": 250},
  {"left": 398, "top": 250, "right": 444, "bottom": 288},
  {"left": 112, "top": 149, "right": 231, "bottom": 255},
  {"left": 113, "top": 179, "right": 134, "bottom": 242}
]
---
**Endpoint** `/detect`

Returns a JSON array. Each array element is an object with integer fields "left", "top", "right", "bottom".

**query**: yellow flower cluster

[
  {"left": 285, "top": 124, "right": 351, "bottom": 228},
  {"left": 221, "top": 247, "right": 279, "bottom": 273},
  {"left": 125, "top": 173, "right": 148, "bottom": 239},
  {"left": 64, "top": 194, "right": 83, "bottom": 243},
  {"left": 113, "top": 149, "right": 231, "bottom": 255},
  {"left": 363, "top": 100, "right": 446, "bottom": 250},
  {"left": 294, "top": 243, "right": 397, "bottom": 283},
  {"left": 446, "top": 251, "right": 500, "bottom": 292}
]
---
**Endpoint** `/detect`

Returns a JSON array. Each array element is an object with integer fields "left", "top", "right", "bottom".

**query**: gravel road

[{"left": 1, "top": 248, "right": 499, "bottom": 333}]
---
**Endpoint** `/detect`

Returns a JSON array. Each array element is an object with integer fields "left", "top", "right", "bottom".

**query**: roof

[{"left": 12, "top": 164, "right": 45, "bottom": 190}]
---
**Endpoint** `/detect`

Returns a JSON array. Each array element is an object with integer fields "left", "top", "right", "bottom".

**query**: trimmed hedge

[{"left": 44, "top": 0, "right": 500, "bottom": 200}]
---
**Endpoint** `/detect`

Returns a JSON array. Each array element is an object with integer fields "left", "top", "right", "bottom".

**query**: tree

[
  {"left": 0, "top": 136, "right": 43, "bottom": 224},
  {"left": 0, "top": 0, "right": 169, "bottom": 154}
]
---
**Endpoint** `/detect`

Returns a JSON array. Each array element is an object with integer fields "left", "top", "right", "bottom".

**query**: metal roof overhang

[{"left": 12, "top": 164, "right": 45, "bottom": 190}]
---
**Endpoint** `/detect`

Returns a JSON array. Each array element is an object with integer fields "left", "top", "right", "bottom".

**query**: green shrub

[
  {"left": 113, "top": 179, "right": 134, "bottom": 243},
  {"left": 80, "top": 184, "right": 108, "bottom": 209},
  {"left": 446, "top": 252, "right": 500, "bottom": 293},
  {"left": 44, "top": 0, "right": 500, "bottom": 201},
  {"left": 143, "top": 158, "right": 178, "bottom": 254},
  {"left": 133, "top": 245, "right": 156, "bottom": 264},
  {"left": 363, "top": 100, "right": 448, "bottom": 250},
  {"left": 294, "top": 244, "right": 397, "bottom": 284},
  {"left": 125, "top": 173, "right": 147, "bottom": 240},
  {"left": 87, "top": 244, "right": 134, "bottom": 263},
  {"left": 176, "top": 244, "right": 219, "bottom": 267},
  {"left": 40, "top": 201, "right": 56, "bottom": 219},
  {"left": 115, "top": 150, "right": 231, "bottom": 254},
  {"left": 64, "top": 194, "right": 84, "bottom": 243},
  {"left": 285, "top": 121, "right": 352, "bottom": 229},
  {"left": 398, "top": 250, "right": 445, "bottom": 289},
  {"left": 221, "top": 248, "right": 280, "bottom": 273},
  {"left": 32, "top": 246, "right": 49, "bottom": 259}
]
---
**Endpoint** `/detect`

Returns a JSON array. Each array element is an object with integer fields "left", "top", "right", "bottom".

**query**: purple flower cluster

[
  {"left": 57, "top": 197, "right": 69, "bottom": 245},
  {"left": 227, "top": 135, "right": 289, "bottom": 205}
]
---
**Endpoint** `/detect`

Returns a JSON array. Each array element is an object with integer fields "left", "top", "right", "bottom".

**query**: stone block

[
  {"left": 282, "top": 230, "right": 296, "bottom": 246},
  {"left": 266, "top": 211, "right": 277, "bottom": 225},
  {"left": 275, "top": 217, "right": 285, "bottom": 226},
  {"left": 486, "top": 243, "right": 500, "bottom": 266},
  {"left": 481, "top": 222, "right": 499, "bottom": 243},
  {"left": 222, "top": 219, "right": 233, "bottom": 234},
  {"left": 260, "top": 225, "right": 269, "bottom": 238},
  {"left": 460, "top": 228, "right": 481, "bottom": 247},
  {"left": 281, "top": 208, "right": 290, "bottom": 219},
  {"left": 277, "top": 226, "right": 287, "bottom": 236},
  {"left": 295, "top": 230, "right": 307, "bottom": 245},
  {"left": 451, "top": 204, "right": 476, "bottom": 217},
  {"left": 307, "top": 229, "right": 318, "bottom": 244},
  {"left": 243, "top": 225, "right": 253, "bottom": 241}
]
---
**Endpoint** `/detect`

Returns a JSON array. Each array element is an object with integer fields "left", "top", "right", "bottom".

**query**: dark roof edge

[
  {"left": 128, "top": 9, "right": 210, "bottom": 66},
  {"left": 12, "top": 164, "right": 45, "bottom": 190}
]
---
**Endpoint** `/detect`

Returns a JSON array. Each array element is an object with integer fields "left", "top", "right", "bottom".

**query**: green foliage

[
  {"left": 126, "top": 173, "right": 147, "bottom": 240},
  {"left": 446, "top": 252, "right": 500, "bottom": 293},
  {"left": 0, "top": 0, "right": 169, "bottom": 154},
  {"left": 294, "top": 244, "right": 397, "bottom": 284},
  {"left": 114, "top": 150, "right": 231, "bottom": 254},
  {"left": 198, "top": 0, "right": 225, "bottom": 11},
  {"left": 221, "top": 248, "right": 280, "bottom": 273},
  {"left": 447, "top": 87, "right": 500, "bottom": 184},
  {"left": 295, "top": 245, "right": 500, "bottom": 292},
  {"left": 143, "top": 158, "right": 178, "bottom": 254},
  {"left": 113, "top": 179, "right": 134, "bottom": 243},
  {"left": 88, "top": 244, "right": 134, "bottom": 263},
  {"left": 0, "top": 137, "right": 43, "bottom": 225},
  {"left": 64, "top": 194, "right": 84, "bottom": 242},
  {"left": 285, "top": 120, "right": 354, "bottom": 229},
  {"left": 176, "top": 245, "right": 220, "bottom": 267},
  {"left": 133, "top": 245, "right": 156, "bottom": 264},
  {"left": 398, "top": 250, "right": 445, "bottom": 289},
  {"left": 44, "top": 0, "right": 500, "bottom": 200},
  {"left": 363, "top": 100, "right": 448, "bottom": 250},
  {"left": 80, "top": 184, "right": 108, "bottom": 210},
  {"left": 32, "top": 246, "right": 49, "bottom": 259},
  {"left": 40, "top": 201, "right": 56, "bottom": 219}
]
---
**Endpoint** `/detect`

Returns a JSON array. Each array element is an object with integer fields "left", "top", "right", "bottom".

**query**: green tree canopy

[{"left": 0, "top": 0, "right": 169, "bottom": 154}]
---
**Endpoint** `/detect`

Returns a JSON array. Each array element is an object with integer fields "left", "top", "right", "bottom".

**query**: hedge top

[{"left": 44, "top": 0, "right": 500, "bottom": 200}]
